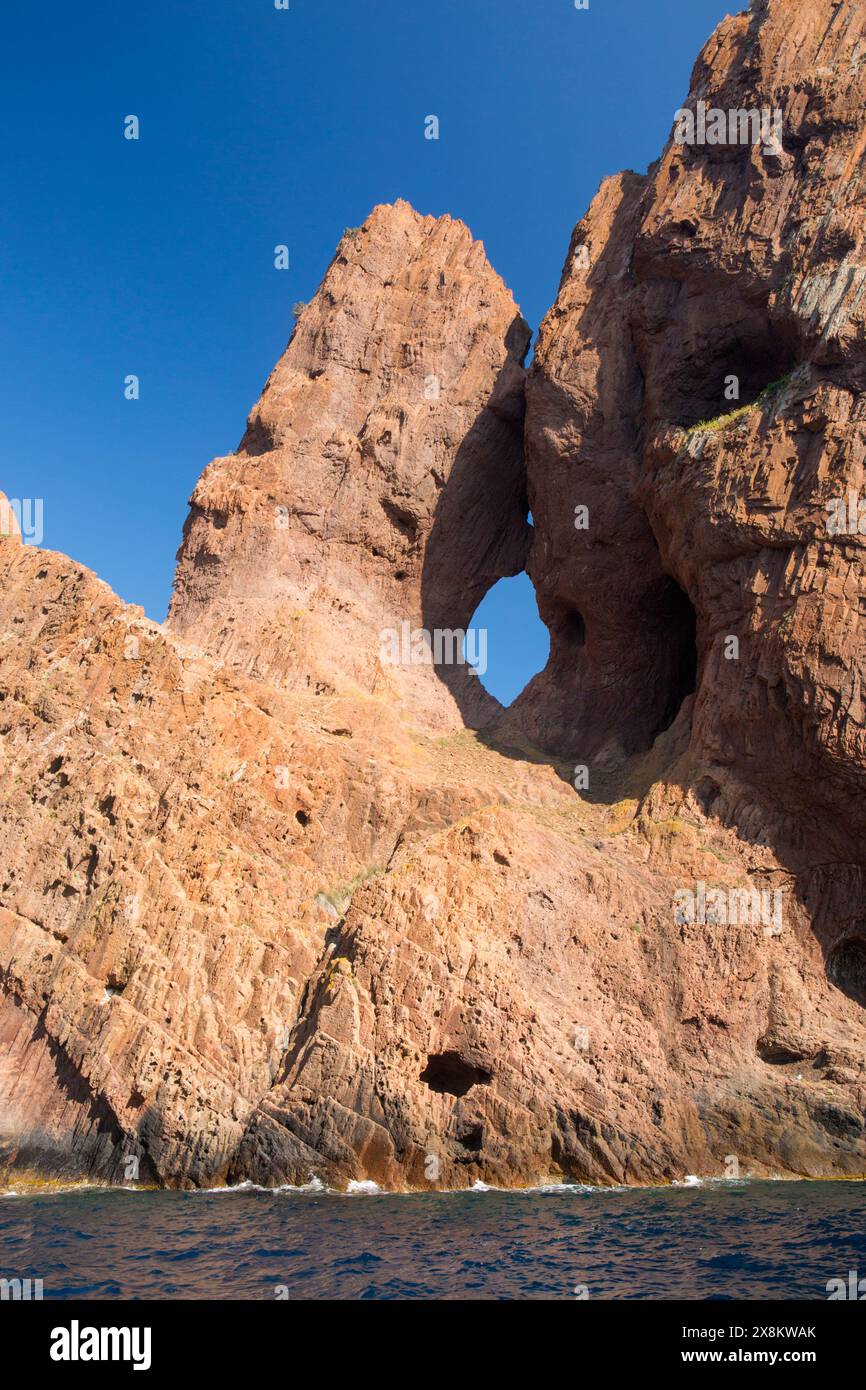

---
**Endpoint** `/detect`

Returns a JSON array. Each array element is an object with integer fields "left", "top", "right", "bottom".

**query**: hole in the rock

[
  {"left": 295, "top": 809, "right": 310, "bottom": 827},
  {"left": 670, "top": 318, "right": 799, "bottom": 429},
  {"left": 464, "top": 572, "right": 550, "bottom": 707},
  {"left": 756, "top": 1037, "right": 809, "bottom": 1065},
  {"left": 826, "top": 936, "right": 866, "bottom": 1008},
  {"left": 563, "top": 609, "right": 586, "bottom": 647},
  {"left": 381, "top": 498, "right": 419, "bottom": 542},
  {"left": 650, "top": 577, "right": 698, "bottom": 740},
  {"left": 419, "top": 1051, "right": 492, "bottom": 1098},
  {"left": 455, "top": 1123, "right": 484, "bottom": 1156}
]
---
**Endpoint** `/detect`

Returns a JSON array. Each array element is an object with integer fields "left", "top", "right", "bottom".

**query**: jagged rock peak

[{"left": 168, "top": 199, "right": 531, "bottom": 731}]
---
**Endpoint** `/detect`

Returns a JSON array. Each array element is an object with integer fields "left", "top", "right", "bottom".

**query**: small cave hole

[
  {"left": 756, "top": 1037, "right": 808, "bottom": 1065},
  {"left": 420, "top": 1051, "right": 492, "bottom": 1098},
  {"left": 826, "top": 936, "right": 866, "bottom": 1008},
  {"left": 650, "top": 577, "right": 698, "bottom": 740},
  {"left": 455, "top": 1123, "right": 484, "bottom": 1156},
  {"left": 295, "top": 809, "right": 310, "bottom": 828},
  {"left": 563, "top": 609, "right": 586, "bottom": 647},
  {"left": 675, "top": 329, "right": 800, "bottom": 431},
  {"left": 47, "top": 756, "right": 69, "bottom": 787},
  {"left": 381, "top": 498, "right": 419, "bottom": 542}
]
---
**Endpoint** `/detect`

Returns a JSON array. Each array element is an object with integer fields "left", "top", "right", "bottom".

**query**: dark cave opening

[
  {"left": 455, "top": 1123, "right": 484, "bottom": 1157},
  {"left": 650, "top": 577, "right": 698, "bottom": 740},
  {"left": 562, "top": 609, "right": 587, "bottom": 648},
  {"left": 419, "top": 1051, "right": 492, "bottom": 1098},
  {"left": 671, "top": 322, "right": 800, "bottom": 431},
  {"left": 826, "top": 936, "right": 866, "bottom": 1008}
]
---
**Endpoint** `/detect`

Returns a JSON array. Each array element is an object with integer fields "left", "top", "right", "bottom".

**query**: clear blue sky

[{"left": 1, "top": 0, "right": 735, "bottom": 705}]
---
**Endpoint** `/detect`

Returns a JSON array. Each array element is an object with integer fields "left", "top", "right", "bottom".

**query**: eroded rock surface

[{"left": 2, "top": 0, "right": 866, "bottom": 1191}]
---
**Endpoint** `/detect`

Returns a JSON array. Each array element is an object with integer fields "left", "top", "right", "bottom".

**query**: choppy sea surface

[{"left": 1, "top": 1179, "right": 864, "bottom": 1300}]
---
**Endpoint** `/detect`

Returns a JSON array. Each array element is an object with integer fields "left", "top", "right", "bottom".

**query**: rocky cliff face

[
  {"left": 2, "top": 0, "right": 866, "bottom": 1191},
  {"left": 510, "top": 0, "right": 866, "bottom": 1053},
  {"left": 513, "top": 0, "right": 866, "bottom": 803}
]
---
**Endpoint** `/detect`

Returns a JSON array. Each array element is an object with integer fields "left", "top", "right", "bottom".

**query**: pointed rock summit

[{"left": 169, "top": 200, "right": 530, "bottom": 731}]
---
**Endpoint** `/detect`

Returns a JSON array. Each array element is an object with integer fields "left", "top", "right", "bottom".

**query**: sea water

[{"left": 1, "top": 1179, "right": 864, "bottom": 1300}]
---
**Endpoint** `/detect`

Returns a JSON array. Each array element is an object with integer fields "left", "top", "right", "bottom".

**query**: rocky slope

[{"left": 1, "top": 0, "right": 865, "bottom": 1190}]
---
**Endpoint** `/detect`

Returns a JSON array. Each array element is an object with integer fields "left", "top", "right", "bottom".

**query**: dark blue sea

[{"left": 2, "top": 1179, "right": 864, "bottom": 1300}]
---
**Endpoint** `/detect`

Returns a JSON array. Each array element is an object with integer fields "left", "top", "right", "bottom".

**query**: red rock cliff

[{"left": 1, "top": 0, "right": 865, "bottom": 1191}]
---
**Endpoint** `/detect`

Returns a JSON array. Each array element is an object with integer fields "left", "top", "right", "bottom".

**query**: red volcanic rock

[
  {"left": 2, "top": 0, "right": 866, "bottom": 1193},
  {"left": 513, "top": 0, "right": 866, "bottom": 773},
  {"left": 513, "top": 0, "right": 866, "bottom": 922},
  {"left": 168, "top": 200, "right": 530, "bottom": 733}
]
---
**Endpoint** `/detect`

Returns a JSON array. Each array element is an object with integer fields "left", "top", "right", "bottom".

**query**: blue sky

[{"left": 0, "top": 0, "right": 735, "bottom": 704}]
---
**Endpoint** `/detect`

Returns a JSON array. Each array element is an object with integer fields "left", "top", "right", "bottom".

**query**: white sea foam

[
  {"left": 201, "top": 1176, "right": 328, "bottom": 1195},
  {"left": 535, "top": 1182, "right": 610, "bottom": 1194},
  {"left": 0, "top": 1172, "right": 781, "bottom": 1201},
  {"left": 196, "top": 1180, "right": 260, "bottom": 1194}
]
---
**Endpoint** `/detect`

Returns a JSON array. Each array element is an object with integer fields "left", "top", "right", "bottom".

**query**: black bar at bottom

[{"left": 4, "top": 1296, "right": 858, "bottom": 1375}]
